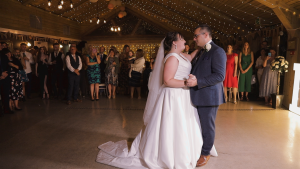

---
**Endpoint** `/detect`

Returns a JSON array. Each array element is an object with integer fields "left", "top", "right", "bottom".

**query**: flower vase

[{"left": 276, "top": 72, "right": 280, "bottom": 95}]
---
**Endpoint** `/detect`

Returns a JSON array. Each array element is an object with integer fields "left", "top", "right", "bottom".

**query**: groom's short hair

[{"left": 195, "top": 24, "right": 212, "bottom": 38}]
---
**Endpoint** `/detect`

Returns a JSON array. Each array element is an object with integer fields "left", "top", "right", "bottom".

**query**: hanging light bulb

[
  {"left": 111, "top": 27, "right": 114, "bottom": 31},
  {"left": 58, "top": 2, "right": 62, "bottom": 9},
  {"left": 90, "top": 18, "right": 93, "bottom": 23},
  {"left": 115, "top": 28, "right": 117, "bottom": 32},
  {"left": 70, "top": 1, "right": 73, "bottom": 8},
  {"left": 48, "top": 0, "right": 51, "bottom": 6},
  {"left": 104, "top": 19, "right": 106, "bottom": 23},
  {"left": 60, "top": 0, "right": 64, "bottom": 5},
  {"left": 118, "top": 27, "right": 120, "bottom": 31},
  {"left": 97, "top": 17, "right": 100, "bottom": 24}
]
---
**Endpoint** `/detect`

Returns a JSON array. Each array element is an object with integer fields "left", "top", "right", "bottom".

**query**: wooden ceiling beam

[
  {"left": 184, "top": 0, "right": 249, "bottom": 35},
  {"left": 143, "top": 0, "right": 241, "bottom": 37},
  {"left": 125, "top": 5, "right": 174, "bottom": 33},
  {"left": 58, "top": 0, "right": 90, "bottom": 15},
  {"left": 255, "top": 0, "right": 300, "bottom": 29},
  {"left": 131, "top": 19, "right": 142, "bottom": 35},
  {"left": 81, "top": 9, "right": 119, "bottom": 37},
  {"left": 22, "top": 0, "right": 35, "bottom": 5}
]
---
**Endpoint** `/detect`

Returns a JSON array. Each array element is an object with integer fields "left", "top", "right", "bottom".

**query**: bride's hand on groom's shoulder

[{"left": 186, "top": 74, "right": 197, "bottom": 87}]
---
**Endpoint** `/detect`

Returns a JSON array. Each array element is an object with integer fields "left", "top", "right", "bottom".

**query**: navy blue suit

[{"left": 190, "top": 41, "right": 226, "bottom": 155}]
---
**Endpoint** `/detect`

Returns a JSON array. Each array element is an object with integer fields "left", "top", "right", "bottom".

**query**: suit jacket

[
  {"left": 98, "top": 53, "right": 107, "bottom": 71},
  {"left": 190, "top": 41, "right": 226, "bottom": 107}
]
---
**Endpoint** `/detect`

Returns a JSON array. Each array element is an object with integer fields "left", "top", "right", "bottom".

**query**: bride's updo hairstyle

[{"left": 163, "top": 32, "right": 184, "bottom": 51}]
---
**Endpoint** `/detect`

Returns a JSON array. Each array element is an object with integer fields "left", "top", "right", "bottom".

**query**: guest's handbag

[{"left": 251, "top": 75, "right": 256, "bottom": 85}]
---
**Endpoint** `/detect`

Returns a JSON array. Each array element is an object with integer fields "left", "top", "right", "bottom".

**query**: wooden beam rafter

[
  {"left": 58, "top": 0, "right": 89, "bottom": 15},
  {"left": 255, "top": 0, "right": 300, "bottom": 29},
  {"left": 131, "top": 19, "right": 142, "bottom": 35}
]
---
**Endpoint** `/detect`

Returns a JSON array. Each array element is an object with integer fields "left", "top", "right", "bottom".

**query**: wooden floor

[{"left": 0, "top": 94, "right": 299, "bottom": 169}]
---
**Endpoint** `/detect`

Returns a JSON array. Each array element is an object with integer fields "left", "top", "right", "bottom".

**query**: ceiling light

[
  {"left": 60, "top": 0, "right": 64, "bottom": 5},
  {"left": 70, "top": 1, "right": 73, "bottom": 8},
  {"left": 90, "top": 18, "right": 92, "bottom": 23},
  {"left": 97, "top": 17, "right": 100, "bottom": 24},
  {"left": 48, "top": 0, "right": 51, "bottom": 6}
]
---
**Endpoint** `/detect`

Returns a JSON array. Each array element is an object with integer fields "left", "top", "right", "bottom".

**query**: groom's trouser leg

[{"left": 197, "top": 106, "right": 219, "bottom": 156}]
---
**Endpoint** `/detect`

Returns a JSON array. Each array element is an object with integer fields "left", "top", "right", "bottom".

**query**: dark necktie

[{"left": 192, "top": 49, "right": 204, "bottom": 65}]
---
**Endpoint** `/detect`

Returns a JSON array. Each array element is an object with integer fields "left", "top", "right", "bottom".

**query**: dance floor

[{"left": 0, "top": 95, "right": 299, "bottom": 169}]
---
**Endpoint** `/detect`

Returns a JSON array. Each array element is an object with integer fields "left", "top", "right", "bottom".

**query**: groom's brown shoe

[{"left": 196, "top": 155, "right": 210, "bottom": 167}]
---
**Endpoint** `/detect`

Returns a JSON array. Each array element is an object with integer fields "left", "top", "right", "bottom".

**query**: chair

[{"left": 99, "top": 83, "right": 108, "bottom": 97}]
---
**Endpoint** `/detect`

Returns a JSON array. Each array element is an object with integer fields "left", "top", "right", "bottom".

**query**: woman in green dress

[{"left": 238, "top": 42, "right": 254, "bottom": 101}]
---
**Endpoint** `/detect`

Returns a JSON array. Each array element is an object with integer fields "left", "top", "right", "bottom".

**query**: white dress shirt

[
  {"left": 65, "top": 54, "right": 82, "bottom": 72},
  {"left": 21, "top": 51, "right": 34, "bottom": 74}
]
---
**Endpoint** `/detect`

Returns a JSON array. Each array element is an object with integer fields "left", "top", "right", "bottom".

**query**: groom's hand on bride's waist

[{"left": 186, "top": 74, "right": 197, "bottom": 87}]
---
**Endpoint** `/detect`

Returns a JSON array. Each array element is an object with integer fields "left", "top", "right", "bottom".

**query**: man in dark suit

[
  {"left": 98, "top": 46, "right": 107, "bottom": 83},
  {"left": 187, "top": 24, "right": 226, "bottom": 167}
]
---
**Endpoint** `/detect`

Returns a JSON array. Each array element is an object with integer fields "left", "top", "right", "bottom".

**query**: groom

[{"left": 187, "top": 24, "right": 226, "bottom": 167}]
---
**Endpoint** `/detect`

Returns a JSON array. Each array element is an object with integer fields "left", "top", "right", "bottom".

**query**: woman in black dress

[
  {"left": 35, "top": 47, "right": 49, "bottom": 99},
  {"left": 3, "top": 49, "right": 23, "bottom": 111}
]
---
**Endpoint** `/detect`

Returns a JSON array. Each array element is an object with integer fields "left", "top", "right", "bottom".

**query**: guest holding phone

[{"left": 259, "top": 48, "right": 278, "bottom": 105}]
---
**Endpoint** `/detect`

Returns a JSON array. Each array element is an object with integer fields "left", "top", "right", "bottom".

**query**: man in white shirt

[
  {"left": 20, "top": 43, "right": 34, "bottom": 99},
  {"left": 65, "top": 46, "right": 82, "bottom": 105},
  {"left": 49, "top": 43, "right": 65, "bottom": 99}
]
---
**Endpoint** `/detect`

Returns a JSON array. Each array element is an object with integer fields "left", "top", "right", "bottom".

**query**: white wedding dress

[{"left": 96, "top": 53, "right": 217, "bottom": 169}]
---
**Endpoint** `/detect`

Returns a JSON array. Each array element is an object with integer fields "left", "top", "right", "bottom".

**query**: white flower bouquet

[{"left": 270, "top": 56, "right": 289, "bottom": 73}]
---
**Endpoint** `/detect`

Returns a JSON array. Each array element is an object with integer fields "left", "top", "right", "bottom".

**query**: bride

[{"left": 96, "top": 32, "right": 217, "bottom": 169}]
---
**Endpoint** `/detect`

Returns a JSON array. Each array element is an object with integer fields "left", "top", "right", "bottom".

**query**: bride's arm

[
  {"left": 181, "top": 49, "right": 199, "bottom": 61},
  {"left": 164, "top": 56, "right": 187, "bottom": 88}
]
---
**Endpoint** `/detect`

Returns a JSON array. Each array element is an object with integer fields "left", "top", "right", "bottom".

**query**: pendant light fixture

[
  {"left": 97, "top": 17, "right": 100, "bottom": 24},
  {"left": 48, "top": 0, "right": 51, "bottom": 6},
  {"left": 70, "top": 1, "right": 73, "bottom": 8},
  {"left": 60, "top": 0, "right": 64, "bottom": 5}
]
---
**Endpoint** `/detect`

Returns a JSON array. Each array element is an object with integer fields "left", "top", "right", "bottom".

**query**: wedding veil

[{"left": 143, "top": 38, "right": 165, "bottom": 125}]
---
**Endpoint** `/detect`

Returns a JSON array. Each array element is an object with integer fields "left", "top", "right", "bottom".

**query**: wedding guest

[
  {"left": 183, "top": 44, "right": 190, "bottom": 54},
  {"left": 20, "top": 43, "right": 34, "bottom": 99},
  {"left": 119, "top": 45, "right": 130, "bottom": 94},
  {"left": 259, "top": 48, "right": 278, "bottom": 105},
  {"left": 86, "top": 47, "right": 101, "bottom": 101},
  {"left": 98, "top": 46, "right": 107, "bottom": 83},
  {"left": 254, "top": 41, "right": 268, "bottom": 67},
  {"left": 36, "top": 47, "right": 49, "bottom": 99},
  {"left": 142, "top": 61, "right": 151, "bottom": 95},
  {"left": 0, "top": 45, "right": 12, "bottom": 114},
  {"left": 223, "top": 45, "right": 238, "bottom": 104},
  {"left": 188, "top": 41, "right": 196, "bottom": 54},
  {"left": 150, "top": 46, "right": 158, "bottom": 70},
  {"left": 128, "top": 50, "right": 135, "bottom": 64},
  {"left": 48, "top": 43, "right": 65, "bottom": 99},
  {"left": 255, "top": 49, "right": 267, "bottom": 86},
  {"left": 238, "top": 42, "right": 254, "bottom": 101},
  {"left": 1, "top": 42, "right": 8, "bottom": 49},
  {"left": 129, "top": 49, "right": 145, "bottom": 99},
  {"left": 233, "top": 43, "right": 241, "bottom": 55},
  {"left": 66, "top": 46, "right": 82, "bottom": 105},
  {"left": 3, "top": 49, "right": 23, "bottom": 111},
  {"left": 14, "top": 49, "right": 28, "bottom": 101},
  {"left": 79, "top": 52, "right": 88, "bottom": 98},
  {"left": 105, "top": 49, "right": 119, "bottom": 99}
]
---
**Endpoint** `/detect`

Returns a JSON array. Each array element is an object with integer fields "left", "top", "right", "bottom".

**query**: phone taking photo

[{"left": 268, "top": 53, "right": 271, "bottom": 57}]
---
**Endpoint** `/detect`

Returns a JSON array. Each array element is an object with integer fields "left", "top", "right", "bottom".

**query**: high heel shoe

[
  {"left": 108, "top": 95, "right": 111, "bottom": 99},
  {"left": 246, "top": 96, "right": 249, "bottom": 101},
  {"left": 233, "top": 100, "right": 237, "bottom": 104},
  {"left": 112, "top": 94, "right": 116, "bottom": 99},
  {"left": 46, "top": 93, "right": 49, "bottom": 99}
]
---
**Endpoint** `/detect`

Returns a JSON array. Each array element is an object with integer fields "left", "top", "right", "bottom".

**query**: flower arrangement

[{"left": 270, "top": 56, "right": 289, "bottom": 73}]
